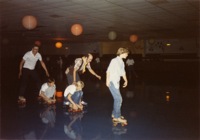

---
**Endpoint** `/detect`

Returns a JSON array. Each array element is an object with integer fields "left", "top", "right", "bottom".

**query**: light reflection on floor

[{"left": 1, "top": 73, "right": 199, "bottom": 140}]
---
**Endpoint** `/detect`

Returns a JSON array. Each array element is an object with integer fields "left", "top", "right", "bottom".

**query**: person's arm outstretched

[
  {"left": 40, "top": 60, "right": 50, "bottom": 77},
  {"left": 88, "top": 68, "right": 101, "bottom": 80},
  {"left": 18, "top": 59, "right": 25, "bottom": 79}
]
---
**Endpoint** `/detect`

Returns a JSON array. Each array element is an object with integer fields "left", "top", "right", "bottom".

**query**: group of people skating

[{"left": 18, "top": 45, "right": 130, "bottom": 125}]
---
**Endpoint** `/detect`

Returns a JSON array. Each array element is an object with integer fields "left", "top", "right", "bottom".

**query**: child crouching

[
  {"left": 39, "top": 77, "right": 56, "bottom": 104},
  {"left": 64, "top": 81, "right": 84, "bottom": 112}
]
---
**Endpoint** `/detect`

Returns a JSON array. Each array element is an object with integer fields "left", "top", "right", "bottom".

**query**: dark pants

[
  {"left": 19, "top": 68, "right": 41, "bottom": 97},
  {"left": 66, "top": 72, "right": 80, "bottom": 85}
]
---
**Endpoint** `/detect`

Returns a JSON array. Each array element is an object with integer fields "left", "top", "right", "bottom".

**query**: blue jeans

[
  {"left": 65, "top": 91, "right": 83, "bottom": 104},
  {"left": 108, "top": 82, "right": 122, "bottom": 118}
]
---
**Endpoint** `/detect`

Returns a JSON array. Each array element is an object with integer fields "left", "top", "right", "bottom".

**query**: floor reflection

[
  {"left": 112, "top": 125, "right": 127, "bottom": 135},
  {"left": 64, "top": 112, "right": 84, "bottom": 140},
  {"left": 40, "top": 105, "right": 56, "bottom": 129},
  {"left": 1, "top": 72, "right": 199, "bottom": 140}
]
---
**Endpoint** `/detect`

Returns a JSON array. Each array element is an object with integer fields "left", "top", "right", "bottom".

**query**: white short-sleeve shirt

[
  {"left": 64, "top": 85, "right": 76, "bottom": 97},
  {"left": 23, "top": 51, "right": 42, "bottom": 70},
  {"left": 39, "top": 83, "right": 56, "bottom": 98}
]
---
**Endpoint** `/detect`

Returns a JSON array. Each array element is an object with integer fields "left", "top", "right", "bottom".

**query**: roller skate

[
  {"left": 68, "top": 108, "right": 82, "bottom": 113},
  {"left": 112, "top": 126, "right": 127, "bottom": 135},
  {"left": 17, "top": 96, "right": 26, "bottom": 108},
  {"left": 112, "top": 117, "right": 128, "bottom": 127},
  {"left": 43, "top": 99, "right": 56, "bottom": 106},
  {"left": 63, "top": 101, "right": 70, "bottom": 106},
  {"left": 81, "top": 101, "right": 88, "bottom": 106}
]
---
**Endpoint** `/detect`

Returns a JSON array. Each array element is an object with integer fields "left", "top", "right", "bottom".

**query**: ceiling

[{"left": 1, "top": 0, "right": 199, "bottom": 43}]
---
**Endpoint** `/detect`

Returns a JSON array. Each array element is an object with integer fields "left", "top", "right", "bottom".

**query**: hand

[
  {"left": 106, "top": 81, "right": 110, "bottom": 87},
  {"left": 52, "top": 99, "right": 56, "bottom": 103},
  {"left": 72, "top": 104, "right": 78, "bottom": 110},
  {"left": 123, "top": 81, "right": 128, "bottom": 88},
  {"left": 78, "top": 104, "right": 83, "bottom": 110},
  {"left": 47, "top": 99, "right": 52, "bottom": 104},
  {"left": 96, "top": 75, "right": 101, "bottom": 80},
  {"left": 46, "top": 71, "right": 50, "bottom": 77}
]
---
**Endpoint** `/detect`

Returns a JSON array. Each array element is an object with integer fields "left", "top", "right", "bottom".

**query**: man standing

[
  {"left": 106, "top": 47, "right": 129, "bottom": 125},
  {"left": 18, "top": 45, "right": 49, "bottom": 103}
]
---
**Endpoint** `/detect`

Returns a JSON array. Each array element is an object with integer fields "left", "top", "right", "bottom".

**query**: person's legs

[
  {"left": 31, "top": 70, "right": 41, "bottom": 94},
  {"left": 71, "top": 91, "right": 83, "bottom": 104},
  {"left": 19, "top": 68, "right": 30, "bottom": 99},
  {"left": 64, "top": 91, "right": 83, "bottom": 105},
  {"left": 67, "top": 74, "right": 73, "bottom": 85},
  {"left": 39, "top": 93, "right": 51, "bottom": 103},
  {"left": 75, "top": 73, "right": 88, "bottom": 105},
  {"left": 67, "top": 72, "right": 80, "bottom": 85},
  {"left": 76, "top": 72, "right": 80, "bottom": 82},
  {"left": 63, "top": 96, "right": 70, "bottom": 105},
  {"left": 108, "top": 82, "right": 122, "bottom": 119}
]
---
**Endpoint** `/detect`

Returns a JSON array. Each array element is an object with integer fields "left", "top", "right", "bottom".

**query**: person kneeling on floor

[
  {"left": 63, "top": 81, "right": 84, "bottom": 112},
  {"left": 39, "top": 77, "right": 56, "bottom": 104}
]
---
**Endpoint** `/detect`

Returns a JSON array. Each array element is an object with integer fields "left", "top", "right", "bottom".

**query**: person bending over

[{"left": 65, "top": 53, "right": 100, "bottom": 106}]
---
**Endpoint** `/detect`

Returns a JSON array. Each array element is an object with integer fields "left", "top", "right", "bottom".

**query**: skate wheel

[
  {"left": 113, "top": 123, "right": 117, "bottom": 126},
  {"left": 121, "top": 122, "right": 128, "bottom": 126}
]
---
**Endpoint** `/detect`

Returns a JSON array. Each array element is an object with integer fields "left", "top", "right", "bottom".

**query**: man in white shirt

[{"left": 18, "top": 45, "right": 49, "bottom": 103}]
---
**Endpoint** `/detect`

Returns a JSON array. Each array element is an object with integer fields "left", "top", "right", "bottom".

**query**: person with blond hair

[
  {"left": 106, "top": 47, "right": 129, "bottom": 125},
  {"left": 65, "top": 53, "right": 101, "bottom": 105},
  {"left": 63, "top": 81, "right": 85, "bottom": 111}
]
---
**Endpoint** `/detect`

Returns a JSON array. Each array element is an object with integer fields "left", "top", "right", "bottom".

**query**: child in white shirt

[
  {"left": 39, "top": 77, "right": 56, "bottom": 104},
  {"left": 64, "top": 81, "right": 84, "bottom": 111}
]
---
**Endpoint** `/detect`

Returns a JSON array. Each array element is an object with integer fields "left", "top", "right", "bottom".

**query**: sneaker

[
  {"left": 81, "top": 101, "right": 88, "bottom": 106},
  {"left": 63, "top": 101, "right": 70, "bottom": 106}
]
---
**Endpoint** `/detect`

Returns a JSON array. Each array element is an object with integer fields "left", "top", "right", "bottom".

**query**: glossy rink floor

[{"left": 1, "top": 71, "right": 199, "bottom": 140}]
